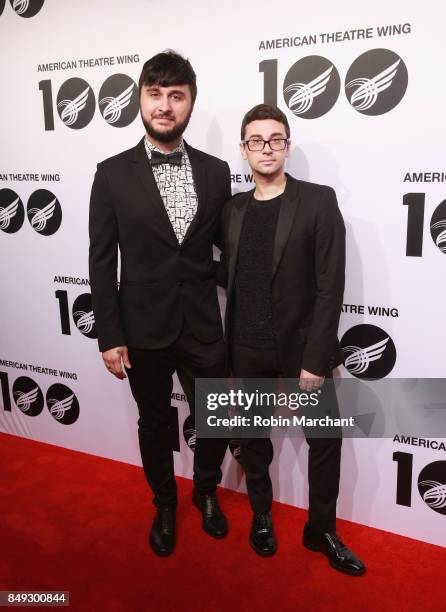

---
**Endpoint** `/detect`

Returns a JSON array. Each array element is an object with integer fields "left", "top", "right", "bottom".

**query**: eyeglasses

[{"left": 242, "top": 137, "right": 289, "bottom": 152}]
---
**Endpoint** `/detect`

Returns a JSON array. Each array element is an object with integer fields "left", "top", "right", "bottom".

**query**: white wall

[{"left": 0, "top": 0, "right": 445, "bottom": 546}]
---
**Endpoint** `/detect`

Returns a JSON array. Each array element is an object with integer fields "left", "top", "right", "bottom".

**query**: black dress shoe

[
  {"left": 192, "top": 488, "right": 228, "bottom": 538},
  {"left": 302, "top": 522, "right": 366, "bottom": 575},
  {"left": 149, "top": 507, "right": 176, "bottom": 556},
  {"left": 249, "top": 512, "right": 277, "bottom": 557}
]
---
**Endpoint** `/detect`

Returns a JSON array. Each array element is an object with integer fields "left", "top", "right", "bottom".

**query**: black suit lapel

[
  {"left": 227, "top": 190, "right": 252, "bottom": 296},
  {"left": 132, "top": 137, "right": 178, "bottom": 245},
  {"left": 272, "top": 174, "right": 301, "bottom": 278}
]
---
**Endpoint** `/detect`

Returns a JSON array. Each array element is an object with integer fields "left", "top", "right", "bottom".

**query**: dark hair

[
  {"left": 138, "top": 50, "right": 197, "bottom": 103},
  {"left": 240, "top": 104, "right": 290, "bottom": 140}
]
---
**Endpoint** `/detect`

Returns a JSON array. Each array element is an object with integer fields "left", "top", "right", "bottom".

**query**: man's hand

[
  {"left": 298, "top": 368, "right": 325, "bottom": 392},
  {"left": 102, "top": 346, "right": 131, "bottom": 379}
]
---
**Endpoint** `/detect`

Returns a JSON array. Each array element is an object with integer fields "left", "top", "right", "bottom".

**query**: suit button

[{"left": 178, "top": 281, "right": 183, "bottom": 287}]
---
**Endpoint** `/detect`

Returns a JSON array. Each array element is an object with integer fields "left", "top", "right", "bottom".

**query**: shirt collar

[{"left": 144, "top": 136, "right": 185, "bottom": 159}]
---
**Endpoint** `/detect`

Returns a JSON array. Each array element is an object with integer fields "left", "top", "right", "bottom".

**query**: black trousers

[
  {"left": 231, "top": 343, "right": 342, "bottom": 534},
  {"left": 126, "top": 322, "right": 228, "bottom": 508}
]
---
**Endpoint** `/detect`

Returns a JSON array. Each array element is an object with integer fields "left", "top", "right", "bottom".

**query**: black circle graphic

[
  {"left": 418, "top": 461, "right": 446, "bottom": 515},
  {"left": 183, "top": 415, "right": 196, "bottom": 452},
  {"left": 283, "top": 55, "right": 340, "bottom": 119},
  {"left": 98, "top": 74, "right": 139, "bottom": 128},
  {"left": 12, "top": 376, "right": 44, "bottom": 416},
  {"left": 0, "top": 188, "right": 24, "bottom": 233},
  {"left": 56, "top": 77, "right": 95, "bottom": 130},
  {"left": 430, "top": 199, "right": 446, "bottom": 255},
  {"left": 0, "top": 1, "right": 6, "bottom": 17},
  {"left": 72, "top": 293, "right": 97, "bottom": 339},
  {"left": 9, "top": 0, "right": 44, "bottom": 17},
  {"left": 340, "top": 324, "right": 396, "bottom": 379},
  {"left": 26, "top": 189, "right": 62, "bottom": 235},
  {"left": 46, "top": 383, "right": 79, "bottom": 425},
  {"left": 345, "top": 49, "right": 408, "bottom": 116}
]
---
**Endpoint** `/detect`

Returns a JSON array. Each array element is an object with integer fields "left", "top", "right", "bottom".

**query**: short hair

[
  {"left": 240, "top": 104, "right": 290, "bottom": 141},
  {"left": 138, "top": 50, "right": 197, "bottom": 103}
]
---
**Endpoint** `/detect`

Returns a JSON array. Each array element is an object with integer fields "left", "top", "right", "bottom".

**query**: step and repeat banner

[{"left": 1, "top": 0, "right": 445, "bottom": 546}]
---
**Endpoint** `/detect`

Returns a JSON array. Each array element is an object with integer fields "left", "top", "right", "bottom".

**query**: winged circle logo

[
  {"left": 72, "top": 294, "right": 97, "bottom": 339},
  {"left": 58, "top": 86, "right": 90, "bottom": 127},
  {"left": 283, "top": 55, "right": 340, "bottom": 119},
  {"left": 98, "top": 74, "right": 139, "bottom": 128},
  {"left": 56, "top": 78, "right": 95, "bottom": 129},
  {"left": 341, "top": 324, "right": 396, "bottom": 379},
  {"left": 46, "top": 383, "right": 79, "bottom": 424},
  {"left": 280, "top": 50, "right": 407, "bottom": 118},
  {"left": 345, "top": 49, "right": 408, "bottom": 115},
  {"left": 14, "top": 386, "right": 40, "bottom": 412},
  {"left": 12, "top": 377, "right": 44, "bottom": 416},
  {"left": 28, "top": 198, "right": 56, "bottom": 231},
  {"left": 26, "top": 189, "right": 62, "bottom": 235}
]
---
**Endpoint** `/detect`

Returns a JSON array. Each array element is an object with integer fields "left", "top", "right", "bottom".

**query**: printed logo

[
  {"left": 418, "top": 461, "right": 446, "bottom": 515},
  {"left": 341, "top": 324, "right": 396, "bottom": 379},
  {"left": 283, "top": 56, "right": 340, "bottom": 119},
  {"left": 430, "top": 199, "right": 446, "bottom": 255},
  {"left": 56, "top": 78, "right": 95, "bottom": 129},
  {"left": 12, "top": 376, "right": 44, "bottom": 416},
  {"left": 72, "top": 293, "right": 97, "bottom": 339},
  {"left": 183, "top": 415, "right": 196, "bottom": 452},
  {"left": 345, "top": 49, "right": 408, "bottom": 115},
  {"left": 9, "top": 0, "right": 44, "bottom": 17},
  {"left": 98, "top": 74, "right": 139, "bottom": 128},
  {"left": 46, "top": 383, "right": 79, "bottom": 424},
  {"left": 26, "top": 189, "right": 62, "bottom": 235},
  {"left": 0, "top": 189, "right": 24, "bottom": 233}
]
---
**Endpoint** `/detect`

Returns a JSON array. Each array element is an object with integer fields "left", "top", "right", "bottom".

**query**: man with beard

[{"left": 89, "top": 51, "right": 231, "bottom": 556}]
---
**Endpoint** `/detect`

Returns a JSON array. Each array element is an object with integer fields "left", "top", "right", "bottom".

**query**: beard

[{"left": 141, "top": 109, "right": 193, "bottom": 144}]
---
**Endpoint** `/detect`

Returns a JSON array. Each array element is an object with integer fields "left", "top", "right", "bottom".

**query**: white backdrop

[{"left": 1, "top": 0, "right": 445, "bottom": 547}]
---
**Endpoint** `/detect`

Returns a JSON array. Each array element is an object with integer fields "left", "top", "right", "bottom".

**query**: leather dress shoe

[
  {"left": 149, "top": 507, "right": 176, "bottom": 556},
  {"left": 302, "top": 522, "right": 366, "bottom": 575},
  {"left": 249, "top": 512, "right": 277, "bottom": 556},
  {"left": 192, "top": 488, "right": 228, "bottom": 538}
]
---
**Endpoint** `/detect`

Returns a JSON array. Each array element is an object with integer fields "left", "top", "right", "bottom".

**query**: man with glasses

[{"left": 218, "top": 104, "right": 365, "bottom": 575}]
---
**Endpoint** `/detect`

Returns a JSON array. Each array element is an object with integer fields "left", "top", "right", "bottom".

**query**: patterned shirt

[{"left": 144, "top": 136, "right": 198, "bottom": 244}]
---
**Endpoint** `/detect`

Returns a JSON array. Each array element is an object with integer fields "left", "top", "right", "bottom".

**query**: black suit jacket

[
  {"left": 89, "top": 137, "right": 231, "bottom": 352},
  {"left": 219, "top": 173, "right": 345, "bottom": 376}
]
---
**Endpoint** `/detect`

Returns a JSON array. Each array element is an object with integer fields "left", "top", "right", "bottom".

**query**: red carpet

[{"left": 1, "top": 432, "right": 445, "bottom": 611}]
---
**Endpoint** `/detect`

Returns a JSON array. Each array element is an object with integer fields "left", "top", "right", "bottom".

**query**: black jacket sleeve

[
  {"left": 301, "top": 187, "right": 346, "bottom": 375},
  {"left": 88, "top": 163, "right": 125, "bottom": 352}
]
